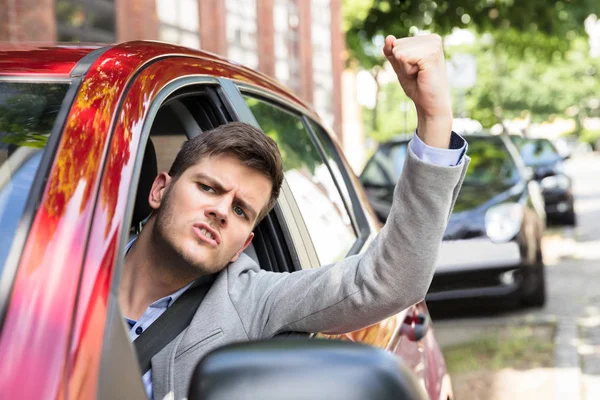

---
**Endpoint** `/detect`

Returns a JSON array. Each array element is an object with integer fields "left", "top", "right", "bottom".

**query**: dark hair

[{"left": 168, "top": 122, "right": 284, "bottom": 221}]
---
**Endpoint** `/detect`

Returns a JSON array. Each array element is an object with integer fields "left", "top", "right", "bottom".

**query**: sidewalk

[
  {"left": 434, "top": 314, "right": 597, "bottom": 399},
  {"left": 554, "top": 318, "right": 581, "bottom": 400},
  {"left": 580, "top": 314, "right": 600, "bottom": 399}
]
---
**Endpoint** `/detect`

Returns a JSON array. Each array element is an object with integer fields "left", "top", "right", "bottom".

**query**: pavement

[{"left": 431, "top": 151, "right": 600, "bottom": 400}]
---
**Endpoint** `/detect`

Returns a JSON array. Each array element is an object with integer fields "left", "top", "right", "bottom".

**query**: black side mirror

[{"left": 188, "top": 338, "right": 428, "bottom": 400}]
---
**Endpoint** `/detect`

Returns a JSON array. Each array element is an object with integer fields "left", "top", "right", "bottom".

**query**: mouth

[{"left": 193, "top": 223, "right": 220, "bottom": 247}]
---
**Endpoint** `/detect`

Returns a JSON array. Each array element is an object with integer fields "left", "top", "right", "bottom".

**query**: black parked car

[
  {"left": 510, "top": 136, "right": 576, "bottom": 225},
  {"left": 360, "top": 134, "right": 547, "bottom": 307}
]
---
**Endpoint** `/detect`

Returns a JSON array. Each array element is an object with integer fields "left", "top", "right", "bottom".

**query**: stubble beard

[{"left": 153, "top": 191, "right": 220, "bottom": 279}]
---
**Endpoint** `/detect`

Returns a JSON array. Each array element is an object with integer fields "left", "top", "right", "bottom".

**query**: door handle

[{"left": 400, "top": 312, "right": 430, "bottom": 342}]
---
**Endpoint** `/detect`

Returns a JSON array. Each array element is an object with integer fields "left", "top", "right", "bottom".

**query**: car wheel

[{"left": 521, "top": 255, "right": 546, "bottom": 308}]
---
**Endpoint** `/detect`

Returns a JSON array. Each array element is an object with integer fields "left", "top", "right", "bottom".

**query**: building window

[
  {"left": 156, "top": 0, "right": 200, "bottom": 48},
  {"left": 56, "top": 0, "right": 116, "bottom": 42},
  {"left": 311, "top": 0, "right": 334, "bottom": 128},
  {"left": 225, "top": 0, "right": 258, "bottom": 69},
  {"left": 273, "top": 0, "right": 301, "bottom": 93}
]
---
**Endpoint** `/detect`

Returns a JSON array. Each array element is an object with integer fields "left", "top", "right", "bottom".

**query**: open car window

[
  {"left": 243, "top": 95, "right": 357, "bottom": 265},
  {"left": 0, "top": 81, "right": 70, "bottom": 275}
]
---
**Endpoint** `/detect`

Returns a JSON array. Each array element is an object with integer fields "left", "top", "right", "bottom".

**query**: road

[{"left": 432, "top": 150, "right": 600, "bottom": 399}]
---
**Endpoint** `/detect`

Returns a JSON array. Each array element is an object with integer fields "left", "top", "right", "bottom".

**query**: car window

[
  {"left": 0, "top": 81, "right": 69, "bottom": 274},
  {"left": 463, "top": 137, "right": 520, "bottom": 185},
  {"left": 361, "top": 142, "right": 409, "bottom": 186},
  {"left": 365, "top": 137, "right": 518, "bottom": 187},
  {"left": 244, "top": 96, "right": 357, "bottom": 265},
  {"left": 518, "top": 138, "right": 561, "bottom": 166},
  {"left": 306, "top": 120, "right": 358, "bottom": 231}
]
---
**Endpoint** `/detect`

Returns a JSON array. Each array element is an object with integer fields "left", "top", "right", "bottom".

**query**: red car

[{"left": 0, "top": 42, "right": 453, "bottom": 399}]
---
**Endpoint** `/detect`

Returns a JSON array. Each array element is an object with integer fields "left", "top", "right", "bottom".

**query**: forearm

[
  {"left": 416, "top": 112, "right": 453, "bottom": 149},
  {"left": 245, "top": 147, "right": 469, "bottom": 337},
  {"left": 367, "top": 144, "right": 467, "bottom": 305}
]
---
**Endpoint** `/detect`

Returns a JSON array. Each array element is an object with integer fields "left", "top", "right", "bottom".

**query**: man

[{"left": 120, "top": 34, "right": 469, "bottom": 399}]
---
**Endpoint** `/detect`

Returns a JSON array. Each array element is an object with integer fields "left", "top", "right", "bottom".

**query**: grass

[{"left": 442, "top": 325, "right": 555, "bottom": 374}]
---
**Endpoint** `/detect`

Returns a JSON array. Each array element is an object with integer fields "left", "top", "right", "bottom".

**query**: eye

[
  {"left": 233, "top": 206, "right": 246, "bottom": 218},
  {"left": 199, "top": 183, "right": 215, "bottom": 194}
]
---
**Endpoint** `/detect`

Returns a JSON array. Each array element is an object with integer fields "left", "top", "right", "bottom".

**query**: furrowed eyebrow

[
  {"left": 194, "top": 173, "right": 258, "bottom": 221},
  {"left": 194, "top": 173, "right": 226, "bottom": 193}
]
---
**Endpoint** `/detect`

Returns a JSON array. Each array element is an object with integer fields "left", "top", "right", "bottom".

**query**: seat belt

[{"left": 133, "top": 275, "right": 215, "bottom": 375}]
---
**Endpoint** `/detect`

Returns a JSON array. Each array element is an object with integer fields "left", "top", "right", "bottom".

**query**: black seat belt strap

[{"left": 133, "top": 276, "right": 214, "bottom": 375}]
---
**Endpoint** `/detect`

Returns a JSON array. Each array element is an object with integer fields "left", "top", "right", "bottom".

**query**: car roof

[
  {"left": 0, "top": 43, "right": 102, "bottom": 76},
  {"left": 0, "top": 41, "right": 314, "bottom": 116}
]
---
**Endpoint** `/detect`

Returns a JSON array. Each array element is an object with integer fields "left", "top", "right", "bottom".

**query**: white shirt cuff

[{"left": 409, "top": 131, "right": 467, "bottom": 167}]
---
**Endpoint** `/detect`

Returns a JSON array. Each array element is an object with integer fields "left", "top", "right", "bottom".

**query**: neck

[{"left": 119, "top": 223, "right": 197, "bottom": 320}]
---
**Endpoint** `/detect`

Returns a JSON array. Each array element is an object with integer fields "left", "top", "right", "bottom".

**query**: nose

[{"left": 205, "top": 196, "right": 229, "bottom": 227}]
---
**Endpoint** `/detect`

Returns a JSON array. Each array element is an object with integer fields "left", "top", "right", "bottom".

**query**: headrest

[{"left": 132, "top": 138, "right": 158, "bottom": 227}]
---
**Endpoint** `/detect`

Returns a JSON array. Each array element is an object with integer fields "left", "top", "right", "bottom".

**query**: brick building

[{"left": 0, "top": 0, "right": 346, "bottom": 140}]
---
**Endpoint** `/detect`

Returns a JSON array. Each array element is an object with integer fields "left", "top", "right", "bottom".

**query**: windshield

[
  {"left": 362, "top": 136, "right": 519, "bottom": 187},
  {"left": 516, "top": 138, "right": 562, "bottom": 166},
  {"left": 360, "top": 142, "right": 409, "bottom": 187},
  {"left": 0, "top": 81, "right": 69, "bottom": 274}
]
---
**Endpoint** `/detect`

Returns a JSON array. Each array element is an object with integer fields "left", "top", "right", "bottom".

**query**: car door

[
  {"left": 59, "top": 55, "right": 252, "bottom": 398},
  {"left": 231, "top": 83, "right": 442, "bottom": 397}
]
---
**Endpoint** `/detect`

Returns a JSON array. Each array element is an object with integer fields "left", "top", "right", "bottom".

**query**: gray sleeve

[{"left": 229, "top": 144, "right": 469, "bottom": 339}]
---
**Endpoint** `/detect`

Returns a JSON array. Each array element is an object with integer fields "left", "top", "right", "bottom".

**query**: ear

[
  {"left": 230, "top": 232, "right": 254, "bottom": 263},
  {"left": 148, "top": 172, "right": 172, "bottom": 210}
]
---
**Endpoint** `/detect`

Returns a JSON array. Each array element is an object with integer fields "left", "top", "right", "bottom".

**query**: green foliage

[
  {"left": 244, "top": 96, "right": 323, "bottom": 174},
  {"left": 346, "top": 0, "right": 597, "bottom": 52},
  {"left": 463, "top": 36, "right": 600, "bottom": 128},
  {"left": 344, "top": 0, "right": 600, "bottom": 136},
  {"left": 0, "top": 82, "right": 68, "bottom": 149},
  {"left": 443, "top": 325, "right": 555, "bottom": 373},
  {"left": 580, "top": 128, "right": 600, "bottom": 146},
  {"left": 362, "top": 81, "right": 418, "bottom": 142}
]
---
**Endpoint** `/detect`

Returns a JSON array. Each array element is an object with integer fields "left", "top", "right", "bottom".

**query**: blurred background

[
  {"left": 2, "top": 0, "right": 600, "bottom": 398},
  {"left": 2, "top": 1, "right": 600, "bottom": 171}
]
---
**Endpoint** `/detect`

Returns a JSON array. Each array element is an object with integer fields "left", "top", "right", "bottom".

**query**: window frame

[
  {"left": 303, "top": 119, "right": 372, "bottom": 255},
  {"left": 99, "top": 75, "right": 307, "bottom": 396},
  {"left": 243, "top": 94, "right": 358, "bottom": 265},
  {"left": 99, "top": 76, "right": 225, "bottom": 398},
  {"left": 236, "top": 83, "right": 372, "bottom": 263}
]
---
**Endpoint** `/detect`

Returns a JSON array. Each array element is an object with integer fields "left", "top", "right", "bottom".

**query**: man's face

[{"left": 149, "top": 153, "right": 272, "bottom": 275}]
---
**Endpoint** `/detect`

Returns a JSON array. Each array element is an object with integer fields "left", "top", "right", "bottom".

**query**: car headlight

[
  {"left": 484, "top": 203, "right": 524, "bottom": 243},
  {"left": 540, "top": 174, "right": 570, "bottom": 191}
]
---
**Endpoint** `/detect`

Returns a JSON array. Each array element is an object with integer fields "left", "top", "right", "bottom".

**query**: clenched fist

[{"left": 384, "top": 34, "right": 452, "bottom": 149}]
